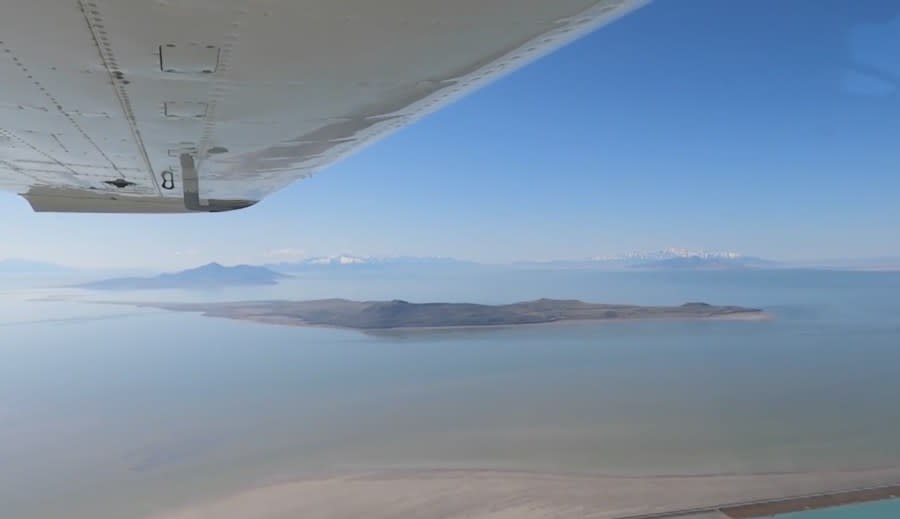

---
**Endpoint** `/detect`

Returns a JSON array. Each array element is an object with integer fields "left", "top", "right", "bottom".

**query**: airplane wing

[{"left": 0, "top": 0, "right": 644, "bottom": 213}]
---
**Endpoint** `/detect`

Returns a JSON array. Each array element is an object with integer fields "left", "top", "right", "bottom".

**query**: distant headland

[
  {"left": 124, "top": 298, "right": 768, "bottom": 331},
  {"left": 76, "top": 263, "right": 288, "bottom": 290}
]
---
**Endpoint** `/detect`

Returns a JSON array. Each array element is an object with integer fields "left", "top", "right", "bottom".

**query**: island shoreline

[{"left": 218, "top": 310, "right": 774, "bottom": 333}]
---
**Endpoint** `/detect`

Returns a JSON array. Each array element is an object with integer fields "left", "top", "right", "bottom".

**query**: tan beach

[{"left": 152, "top": 466, "right": 900, "bottom": 519}]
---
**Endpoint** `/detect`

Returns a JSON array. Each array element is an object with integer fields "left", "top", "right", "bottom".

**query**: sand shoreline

[{"left": 150, "top": 465, "right": 900, "bottom": 519}]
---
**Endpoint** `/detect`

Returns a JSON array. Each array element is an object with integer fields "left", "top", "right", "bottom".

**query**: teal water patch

[{"left": 777, "top": 499, "right": 900, "bottom": 518}]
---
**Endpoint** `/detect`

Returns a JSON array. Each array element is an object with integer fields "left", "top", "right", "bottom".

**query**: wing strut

[{"left": 178, "top": 154, "right": 256, "bottom": 212}]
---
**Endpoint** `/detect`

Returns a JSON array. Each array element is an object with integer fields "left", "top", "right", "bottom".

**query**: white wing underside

[{"left": 0, "top": 0, "right": 643, "bottom": 213}]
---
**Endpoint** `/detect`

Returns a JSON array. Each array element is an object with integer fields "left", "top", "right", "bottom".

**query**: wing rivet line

[
  {"left": 0, "top": 39, "right": 126, "bottom": 184},
  {"left": 78, "top": 0, "right": 162, "bottom": 195}
]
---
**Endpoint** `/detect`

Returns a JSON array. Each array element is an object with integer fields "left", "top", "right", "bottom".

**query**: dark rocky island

[{"left": 132, "top": 298, "right": 767, "bottom": 330}]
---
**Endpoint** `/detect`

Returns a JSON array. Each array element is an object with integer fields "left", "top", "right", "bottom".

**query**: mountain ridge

[{"left": 77, "top": 262, "right": 288, "bottom": 290}]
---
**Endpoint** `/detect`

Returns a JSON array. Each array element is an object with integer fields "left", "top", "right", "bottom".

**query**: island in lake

[
  {"left": 77, "top": 263, "right": 288, "bottom": 290},
  {"left": 129, "top": 298, "right": 768, "bottom": 330}
]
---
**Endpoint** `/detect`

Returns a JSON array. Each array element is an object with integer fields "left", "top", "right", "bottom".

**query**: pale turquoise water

[
  {"left": 777, "top": 499, "right": 900, "bottom": 518},
  {"left": 2, "top": 269, "right": 900, "bottom": 517}
]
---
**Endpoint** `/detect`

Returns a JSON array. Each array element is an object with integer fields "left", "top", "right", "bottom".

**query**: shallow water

[
  {"left": 777, "top": 499, "right": 900, "bottom": 518},
  {"left": 1, "top": 269, "right": 899, "bottom": 518}
]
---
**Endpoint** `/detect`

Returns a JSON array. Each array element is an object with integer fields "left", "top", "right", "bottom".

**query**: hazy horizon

[{"left": 5, "top": 247, "right": 900, "bottom": 272}]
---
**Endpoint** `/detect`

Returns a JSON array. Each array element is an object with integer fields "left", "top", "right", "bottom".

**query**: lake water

[
  {"left": 2, "top": 269, "right": 900, "bottom": 518},
  {"left": 777, "top": 499, "right": 900, "bottom": 518}
]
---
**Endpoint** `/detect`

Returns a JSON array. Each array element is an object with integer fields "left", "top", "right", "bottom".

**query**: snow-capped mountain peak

[
  {"left": 305, "top": 255, "right": 368, "bottom": 265},
  {"left": 590, "top": 248, "right": 744, "bottom": 262}
]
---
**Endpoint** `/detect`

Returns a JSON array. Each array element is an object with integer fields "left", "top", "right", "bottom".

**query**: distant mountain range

[
  {"left": 515, "top": 249, "right": 779, "bottom": 271},
  {"left": 77, "top": 262, "right": 288, "bottom": 290},
  {"left": 631, "top": 255, "right": 778, "bottom": 270},
  {"left": 591, "top": 248, "right": 744, "bottom": 262},
  {"left": 6, "top": 251, "right": 899, "bottom": 282},
  {"left": 304, "top": 255, "right": 368, "bottom": 266},
  {"left": 610, "top": 249, "right": 776, "bottom": 270},
  {"left": 266, "top": 255, "right": 477, "bottom": 272}
]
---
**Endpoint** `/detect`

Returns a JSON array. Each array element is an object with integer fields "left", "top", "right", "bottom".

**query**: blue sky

[{"left": 1, "top": 0, "right": 898, "bottom": 268}]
